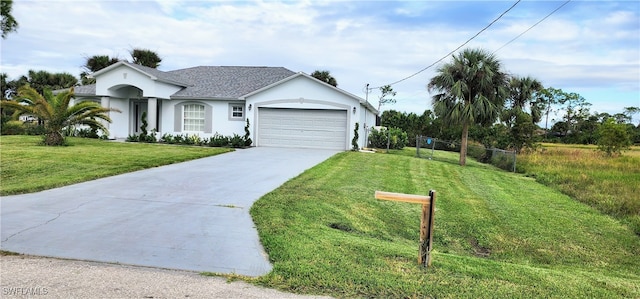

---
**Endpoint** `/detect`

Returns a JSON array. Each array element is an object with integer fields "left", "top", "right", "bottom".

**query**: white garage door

[{"left": 258, "top": 108, "right": 347, "bottom": 150}]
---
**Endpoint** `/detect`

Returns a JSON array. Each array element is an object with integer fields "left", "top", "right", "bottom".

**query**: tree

[
  {"left": 311, "top": 70, "right": 337, "bottom": 87},
  {"left": 536, "top": 87, "right": 560, "bottom": 138},
  {"left": 508, "top": 76, "right": 543, "bottom": 112},
  {"left": 1, "top": 0, "right": 18, "bottom": 39},
  {"left": 502, "top": 76, "right": 543, "bottom": 152},
  {"left": 130, "top": 48, "right": 162, "bottom": 68},
  {"left": 14, "top": 70, "right": 78, "bottom": 96},
  {"left": 376, "top": 85, "right": 396, "bottom": 112},
  {"left": 427, "top": 48, "right": 508, "bottom": 166},
  {"left": 623, "top": 106, "right": 640, "bottom": 126},
  {"left": 81, "top": 55, "right": 120, "bottom": 85},
  {"left": 597, "top": 118, "right": 631, "bottom": 156},
  {"left": 557, "top": 91, "right": 591, "bottom": 139},
  {"left": 0, "top": 85, "right": 119, "bottom": 145}
]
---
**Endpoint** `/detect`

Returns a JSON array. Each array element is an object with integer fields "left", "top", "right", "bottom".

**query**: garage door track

[{"left": 1, "top": 147, "right": 337, "bottom": 276}]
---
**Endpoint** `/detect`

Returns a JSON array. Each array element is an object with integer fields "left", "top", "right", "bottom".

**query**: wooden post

[{"left": 375, "top": 190, "right": 436, "bottom": 267}]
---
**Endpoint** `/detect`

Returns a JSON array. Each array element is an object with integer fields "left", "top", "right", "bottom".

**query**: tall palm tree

[
  {"left": 427, "top": 48, "right": 508, "bottom": 166},
  {"left": 311, "top": 70, "right": 338, "bottom": 87},
  {"left": 0, "top": 85, "right": 120, "bottom": 145}
]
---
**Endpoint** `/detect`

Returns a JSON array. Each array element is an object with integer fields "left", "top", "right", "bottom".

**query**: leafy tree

[
  {"left": 0, "top": 85, "right": 119, "bottom": 145},
  {"left": 1, "top": 0, "right": 18, "bottom": 39},
  {"left": 80, "top": 55, "right": 120, "bottom": 85},
  {"left": 130, "top": 48, "right": 162, "bottom": 68},
  {"left": 557, "top": 91, "right": 591, "bottom": 139},
  {"left": 597, "top": 118, "right": 631, "bottom": 156},
  {"left": 311, "top": 70, "right": 338, "bottom": 87},
  {"left": 427, "top": 48, "right": 508, "bottom": 166}
]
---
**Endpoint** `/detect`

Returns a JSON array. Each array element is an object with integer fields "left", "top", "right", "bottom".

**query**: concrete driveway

[{"left": 1, "top": 147, "right": 338, "bottom": 276}]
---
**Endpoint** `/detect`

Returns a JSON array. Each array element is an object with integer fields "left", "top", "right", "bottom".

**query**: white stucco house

[{"left": 73, "top": 61, "right": 378, "bottom": 150}]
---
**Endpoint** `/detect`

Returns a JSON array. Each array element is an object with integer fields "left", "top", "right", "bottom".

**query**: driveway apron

[{"left": 1, "top": 147, "right": 338, "bottom": 276}]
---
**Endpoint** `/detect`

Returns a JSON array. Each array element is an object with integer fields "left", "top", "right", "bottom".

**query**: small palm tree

[
  {"left": 0, "top": 85, "right": 120, "bottom": 145},
  {"left": 428, "top": 48, "right": 508, "bottom": 166}
]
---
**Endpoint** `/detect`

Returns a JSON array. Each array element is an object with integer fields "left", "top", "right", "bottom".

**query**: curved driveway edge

[{"left": 1, "top": 147, "right": 338, "bottom": 276}]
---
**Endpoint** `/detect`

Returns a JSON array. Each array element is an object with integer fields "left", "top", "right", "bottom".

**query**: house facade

[{"left": 74, "top": 61, "right": 378, "bottom": 150}]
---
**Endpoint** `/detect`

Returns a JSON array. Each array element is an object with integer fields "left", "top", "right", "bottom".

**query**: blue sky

[{"left": 1, "top": 0, "right": 639, "bottom": 123}]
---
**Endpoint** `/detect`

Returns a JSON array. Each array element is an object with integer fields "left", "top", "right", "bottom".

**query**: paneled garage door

[{"left": 258, "top": 108, "right": 347, "bottom": 150}]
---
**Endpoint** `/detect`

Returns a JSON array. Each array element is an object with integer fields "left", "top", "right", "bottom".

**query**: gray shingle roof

[
  {"left": 125, "top": 62, "right": 191, "bottom": 87},
  {"left": 167, "top": 66, "right": 296, "bottom": 99},
  {"left": 72, "top": 84, "right": 96, "bottom": 97},
  {"left": 74, "top": 65, "right": 296, "bottom": 99}
]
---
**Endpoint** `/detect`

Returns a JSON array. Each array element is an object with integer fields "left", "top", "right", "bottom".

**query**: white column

[
  {"left": 100, "top": 97, "right": 111, "bottom": 137},
  {"left": 148, "top": 97, "right": 157, "bottom": 132}
]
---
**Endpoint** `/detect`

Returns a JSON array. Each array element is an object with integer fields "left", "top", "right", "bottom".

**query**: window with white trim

[
  {"left": 230, "top": 104, "right": 244, "bottom": 119},
  {"left": 183, "top": 104, "right": 205, "bottom": 131}
]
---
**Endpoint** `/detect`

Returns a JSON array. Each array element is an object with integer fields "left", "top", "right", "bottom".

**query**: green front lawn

[
  {"left": 0, "top": 136, "right": 231, "bottom": 195},
  {"left": 249, "top": 150, "right": 640, "bottom": 298}
]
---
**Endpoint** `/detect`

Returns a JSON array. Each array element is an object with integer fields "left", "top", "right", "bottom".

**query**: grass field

[
  {"left": 0, "top": 135, "right": 231, "bottom": 195},
  {"left": 249, "top": 150, "right": 640, "bottom": 298},
  {"left": 517, "top": 144, "right": 640, "bottom": 235},
  {"left": 2, "top": 136, "right": 638, "bottom": 297}
]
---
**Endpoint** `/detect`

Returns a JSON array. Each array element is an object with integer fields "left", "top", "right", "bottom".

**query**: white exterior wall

[
  {"left": 359, "top": 103, "right": 378, "bottom": 149},
  {"left": 94, "top": 65, "right": 182, "bottom": 98},
  {"left": 108, "top": 98, "right": 131, "bottom": 139},
  {"left": 245, "top": 76, "right": 364, "bottom": 151},
  {"left": 160, "top": 99, "right": 245, "bottom": 138}
]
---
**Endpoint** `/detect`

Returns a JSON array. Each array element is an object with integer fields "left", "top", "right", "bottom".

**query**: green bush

[
  {"left": 368, "top": 127, "right": 407, "bottom": 149},
  {"left": 1, "top": 120, "right": 26, "bottom": 135},
  {"left": 597, "top": 118, "right": 631, "bottom": 156},
  {"left": 126, "top": 134, "right": 139, "bottom": 142},
  {"left": 160, "top": 133, "right": 175, "bottom": 144},
  {"left": 206, "top": 133, "right": 230, "bottom": 147},
  {"left": 229, "top": 133, "right": 245, "bottom": 148},
  {"left": 74, "top": 127, "right": 100, "bottom": 139}
]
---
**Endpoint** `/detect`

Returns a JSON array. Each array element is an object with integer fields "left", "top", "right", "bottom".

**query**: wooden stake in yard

[{"left": 375, "top": 190, "right": 436, "bottom": 267}]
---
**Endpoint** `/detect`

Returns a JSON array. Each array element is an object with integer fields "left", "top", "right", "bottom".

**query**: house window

[
  {"left": 229, "top": 104, "right": 244, "bottom": 120},
  {"left": 183, "top": 104, "right": 205, "bottom": 131}
]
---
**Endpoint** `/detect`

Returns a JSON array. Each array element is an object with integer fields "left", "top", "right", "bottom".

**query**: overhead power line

[
  {"left": 493, "top": 0, "right": 572, "bottom": 53},
  {"left": 368, "top": 0, "right": 521, "bottom": 91}
]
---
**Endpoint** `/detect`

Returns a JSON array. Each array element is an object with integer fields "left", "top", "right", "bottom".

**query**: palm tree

[
  {"left": 427, "top": 48, "right": 508, "bottom": 166},
  {"left": 81, "top": 55, "right": 120, "bottom": 85},
  {"left": 311, "top": 70, "right": 338, "bottom": 87},
  {"left": 0, "top": 85, "right": 120, "bottom": 145},
  {"left": 508, "top": 75, "right": 543, "bottom": 123},
  {"left": 130, "top": 48, "right": 162, "bottom": 68}
]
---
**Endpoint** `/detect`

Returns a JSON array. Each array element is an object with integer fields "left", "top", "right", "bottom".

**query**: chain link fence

[{"left": 416, "top": 135, "right": 517, "bottom": 172}]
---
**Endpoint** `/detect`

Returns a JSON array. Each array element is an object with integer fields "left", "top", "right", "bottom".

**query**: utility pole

[{"left": 364, "top": 83, "right": 370, "bottom": 148}]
